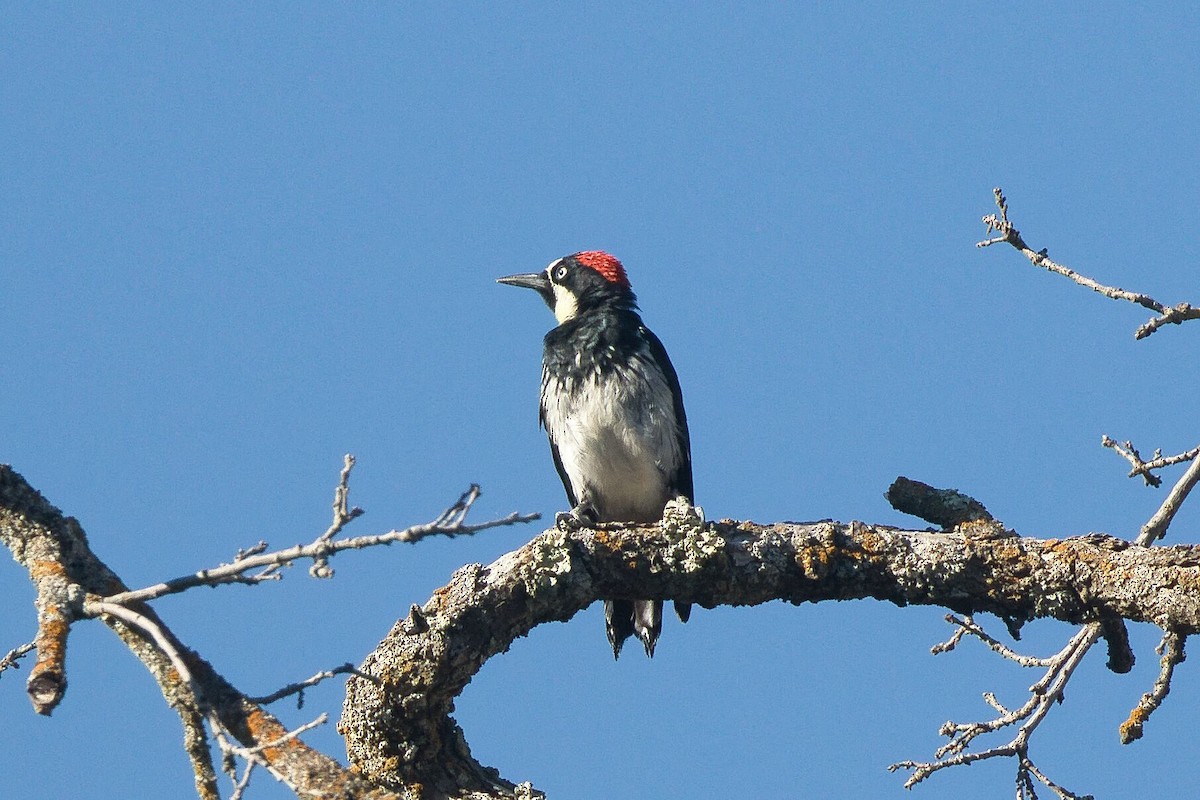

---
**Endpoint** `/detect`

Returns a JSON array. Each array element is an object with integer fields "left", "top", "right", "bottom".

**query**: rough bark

[
  {"left": 0, "top": 465, "right": 401, "bottom": 800},
  {"left": 8, "top": 466, "right": 1200, "bottom": 799},
  {"left": 340, "top": 501, "right": 1200, "bottom": 798}
]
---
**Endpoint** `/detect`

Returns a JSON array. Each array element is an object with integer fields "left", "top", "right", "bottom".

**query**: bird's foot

[
  {"left": 556, "top": 504, "right": 598, "bottom": 531},
  {"left": 662, "top": 495, "right": 704, "bottom": 526},
  {"left": 661, "top": 497, "right": 702, "bottom": 625}
]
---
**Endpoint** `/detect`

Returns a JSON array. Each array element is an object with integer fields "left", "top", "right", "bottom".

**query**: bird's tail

[
  {"left": 605, "top": 599, "right": 636, "bottom": 659},
  {"left": 607, "top": 599, "right": 689, "bottom": 658},
  {"left": 633, "top": 600, "right": 663, "bottom": 657}
]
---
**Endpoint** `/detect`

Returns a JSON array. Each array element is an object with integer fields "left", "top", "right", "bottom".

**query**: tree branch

[
  {"left": 8, "top": 456, "right": 1200, "bottom": 798},
  {"left": 892, "top": 621, "right": 1100, "bottom": 798},
  {"left": 1140, "top": 453, "right": 1200, "bottom": 543},
  {"left": 1120, "top": 630, "right": 1187, "bottom": 745},
  {"left": 885, "top": 476, "right": 994, "bottom": 528},
  {"left": 1102, "top": 437, "right": 1200, "bottom": 489},
  {"left": 248, "top": 662, "right": 372, "bottom": 707},
  {"left": 341, "top": 500, "right": 1200, "bottom": 798},
  {"left": 0, "top": 464, "right": 405, "bottom": 800},
  {"left": 978, "top": 187, "right": 1200, "bottom": 339},
  {"left": 103, "top": 465, "right": 537, "bottom": 607},
  {"left": 0, "top": 642, "right": 34, "bottom": 678}
]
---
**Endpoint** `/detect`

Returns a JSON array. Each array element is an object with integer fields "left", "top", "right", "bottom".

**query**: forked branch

[
  {"left": 103, "top": 457, "right": 537, "bottom": 606},
  {"left": 978, "top": 187, "right": 1200, "bottom": 339},
  {"left": 341, "top": 497, "right": 1200, "bottom": 797},
  {"left": 890, "top": 618, "right": 1100, "bottom": 799},
  {"left": 888, "top": 194, "right": 1200, "bottom": 796},
  {"left": 1120, "top": 630, "right": 1187, "bottom": 745},
  {"left": 1102, "top": 437, "right": 1200, "bottom": 490},
  {"left": 0, "top": 642, "right": 34, "bottom": 678},
  {"left": 0, "top": 461, "right": 537, "bottom": 800}
]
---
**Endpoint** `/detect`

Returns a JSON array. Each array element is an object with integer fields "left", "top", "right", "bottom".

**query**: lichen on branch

[{"left": 341, "top": 513, "right": 1200, "bottom": 797}]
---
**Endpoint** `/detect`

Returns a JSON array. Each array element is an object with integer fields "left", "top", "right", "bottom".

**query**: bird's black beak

[{"left": 497, "top": 271, "right": 553, "bottom": 305}]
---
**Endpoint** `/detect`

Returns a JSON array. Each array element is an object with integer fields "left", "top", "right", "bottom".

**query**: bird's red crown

[{"left": 573, "top": 251, "right": 631, "bottom": 289}]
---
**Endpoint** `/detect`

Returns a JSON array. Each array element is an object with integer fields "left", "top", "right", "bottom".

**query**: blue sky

[{"left": 3, "top": 4, "right": 1199, "bottom": 798}]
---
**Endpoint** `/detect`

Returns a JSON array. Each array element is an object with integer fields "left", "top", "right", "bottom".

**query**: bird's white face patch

[{"left": 545, "top": 258, "right": 578, "bottom": 324}]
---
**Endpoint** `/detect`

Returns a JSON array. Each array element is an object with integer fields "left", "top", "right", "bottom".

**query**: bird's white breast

[{"left": 541, "top": 350, "right": 683, "bottom": 523}]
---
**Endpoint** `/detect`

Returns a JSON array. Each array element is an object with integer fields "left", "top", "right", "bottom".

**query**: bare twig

[
  {"left": 891, "top": 624, "right": 1099, "bottom": 795},
  {"left": 1103, "top": 437, "right": 1165, "bottom": 488},
  {"left": 1120, "top": 630, "right": 1187, "bottom": 744},
  {"left": 978, "top": 187, "right": 1200, "bottom": 339},
  {"left": 1138, "top": 454, "right": 1200, "bottom": 544},
  {"left": 209, "top": 708, "right": 331, "bottom": 792},
  {"left": 1136, "top": 304, "right": 1200, "bottom": 339},
  {"left": 1136, "top": 445, "right": 1200, "bottom": 474},
  {"left": 247, "top": 662, "right": 373, "bottom": 707},
  {"left": 1022, "top": 753, "right": 1093, "bottom": 800},
  {"left": 1102, "top": 436, "right": 1200, "bottom": 489},
  {"left": 897, "top": 434, "right": 1200, "bottom": 790},
  {"left": 933, "top": 615, "right": 1052, "bottom": 667},
  {"left": 103, "top": 482, "right": 539, "bottom": 606},
  {"left": 929, "top": 623, "right": 966, "bottom": 655},
  {"left": 240, "top": 712, "right": 329, "bottom": 756},
  {"left": 0, "top": 642, "right": 34, "bottom": 677},
  {"left": 310, "top": 454, "right": 366, "bottom": 578},
  {"left": 228, "top": 762, "right": 255, "bottom": 800},
  {"left": 87, "top": 600, "right": 200, "bottom": 699}
]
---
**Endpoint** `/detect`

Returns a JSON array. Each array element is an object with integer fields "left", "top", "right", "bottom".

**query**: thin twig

[
  {"left": 891, "top": 621, "right": 1099, "bottom": 796},
  {"left": 978, "top": 188, "right": 1200, "bottom": 339},
  {"left": 247, "top": 662, "right": 373, "bottom": 707},
  {"left": 1022, "top": 753, "right": 1093, "bottom": 800},
  {"left": 228, "top": 762, "right": 255, "bottom": 800},
  {"left": 242, "top": 713, "right": 328, "bottom": 755},
  {"left": 930, "top": 623, "right": 966, "bottom": 655},
  {"left": 934, "top": 615, "right": 1053, "bottom": 667},
  {"left": 1137, "top": 445, "right": 1200, "bottom": 474},
  {"left": 0, "top": 642, "right": 34, "bottom": 677},
  {"left": 87, "top": 600, "right": 201, "bottom": 701},
  {"left": 1120, "top": 630, "right": 1187, "bottom": 744},
  {"left": 310, "top": 454, "right": 366, "bottom": 578},
  {"left": 103, "top": 483, "right": 538, "bottom": 606},
  {"left": 1102, "top": 437, "right": 1164, "bottom": 488},
  {"left": 1102, "top": 437, "right": 1200, "bottom": 489},
  {"left": 1139, "top": 455, "right": 1200, "bottom": 544},
  {"left": 209, "top": 708, "right": 330, "bottom": 788}
]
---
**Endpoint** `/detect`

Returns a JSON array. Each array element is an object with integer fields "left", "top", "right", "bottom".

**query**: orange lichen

[
  {"left": 591, "top": 529, "right": 616, "bottom": 549},
  {"left": 28, "top": 558, "right": 68, "bottom": 582},
  {"left": 31, "top": 607, "right": 70, "bottom": 686},
  {"left": 797, "top": 544, "right": 834, "bottom": 579},
  {"left": 857, "top": 529, "right": 888, "bottom": 557},
  {"left": 242, "top": 705, "right": 303, "bottom": 762},
  {"left": 1119, "top": 706, "right": 1149, "bottom": 743}
]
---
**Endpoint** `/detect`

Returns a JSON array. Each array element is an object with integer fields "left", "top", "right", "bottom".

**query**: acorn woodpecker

[{"left": 498, "top": 251, "right": 693, "bottom": 658}]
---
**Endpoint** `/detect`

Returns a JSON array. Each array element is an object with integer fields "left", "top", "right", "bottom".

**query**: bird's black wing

[
  {"left": 641, "top": 326, "right": 693, "bottom": 502},
  {"left": 539, "top": 373, "right": 579, "bottom": 508},
  {"left": 547, "top": 433, "right": 578, "bottom": 508}
]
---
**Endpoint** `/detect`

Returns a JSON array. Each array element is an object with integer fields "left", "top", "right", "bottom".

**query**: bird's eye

[{"left": 554, "top": 265, "right": 568, "bottom": 281}]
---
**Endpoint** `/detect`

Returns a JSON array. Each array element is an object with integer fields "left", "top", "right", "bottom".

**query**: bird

[{"left": 498, "top": 251, "right": 693, "bottom": 658}]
